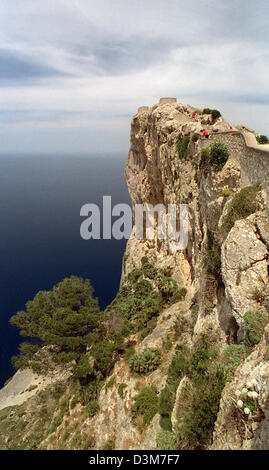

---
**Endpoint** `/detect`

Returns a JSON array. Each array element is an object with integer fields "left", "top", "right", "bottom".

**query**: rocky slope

[{"left": 0, "top": 98, "right": 268, "bottom": 450}]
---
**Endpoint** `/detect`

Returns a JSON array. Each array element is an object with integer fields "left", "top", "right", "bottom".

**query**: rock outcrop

[
  {"left": 211, "top": 325, "right": 269, "bottom": 450},
  {"left": 221, "top": 213, "right": 268, "bottom": 333}
]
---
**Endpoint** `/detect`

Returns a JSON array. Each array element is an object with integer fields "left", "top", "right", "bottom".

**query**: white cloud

[{"left": 0, "top": 0, "right": 268, "bottom": 152}]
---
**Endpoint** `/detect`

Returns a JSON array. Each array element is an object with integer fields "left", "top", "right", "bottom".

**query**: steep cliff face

[
  {"left": 122, "top": 99, "right": 268, "bottom": 449},
  {"left": 124, "top": 98, "right": 268, "bottom": 330},
  {"left": 0, "top": 98, "right": 268, "bottom": 450}
]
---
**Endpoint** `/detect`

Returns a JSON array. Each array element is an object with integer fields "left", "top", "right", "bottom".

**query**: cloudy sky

[{"left": 0, "top": 0, "right": 268, "bottom": 154}]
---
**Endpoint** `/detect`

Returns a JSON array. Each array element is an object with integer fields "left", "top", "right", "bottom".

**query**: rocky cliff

[{"left": 0, "top": 98, "right": 268, "bottom": 450}]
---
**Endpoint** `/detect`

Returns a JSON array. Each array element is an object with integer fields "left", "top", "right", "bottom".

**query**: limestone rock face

[
  {"left": 123, "top": 99, "right": 235, "bottom": 290},
  {"left": 221, "top": 212, "right": 269, "bottom": 330},
  {"left": 211, "top": 326, "right": 269, "bottom": 450},
  {"left": 0, "top": 360, "right": 72, "bottom": 412}
]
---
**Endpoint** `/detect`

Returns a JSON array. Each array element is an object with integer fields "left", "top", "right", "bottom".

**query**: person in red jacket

[
  {"left": 192, "top": 112, "right": 196, "bottom": 119},
  {"left": 203, "top": 129, "right": 209, "bottom": 139}
]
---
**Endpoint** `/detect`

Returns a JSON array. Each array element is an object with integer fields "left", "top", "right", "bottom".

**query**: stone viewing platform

[
  {"left": 159, "top": 97, "right": 177, "bottom": 104},
  {"left": 137, "top": 98, "right": 177, "bottom": 114}
]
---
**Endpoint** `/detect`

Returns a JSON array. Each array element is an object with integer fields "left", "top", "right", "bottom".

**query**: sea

[{"left": 0, "top": 153, "right": 131, "bottom": 388}]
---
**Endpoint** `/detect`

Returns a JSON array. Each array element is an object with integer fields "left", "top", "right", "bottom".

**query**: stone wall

[{"left": 200, "top": 131, "right": 269, "bottom": 210}]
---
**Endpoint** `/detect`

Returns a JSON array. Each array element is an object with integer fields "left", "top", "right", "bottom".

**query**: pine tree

[{"left": 10, "top": 276, "right": 101, "bottom": 374}]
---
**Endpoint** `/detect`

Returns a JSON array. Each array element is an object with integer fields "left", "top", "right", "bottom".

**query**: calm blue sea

[{"left": 0, "top": 153, "right": 130, "bottom": 387}]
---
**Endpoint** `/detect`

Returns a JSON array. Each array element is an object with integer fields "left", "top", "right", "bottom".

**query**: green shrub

[
  {"left": 203, "top": 108, "right": 221, "bottom": 120},
  {"left": 141, "top": 256, "right": 149, "bottom": 265},
  {"left": 77, "top": 379, "right": 101, "bottom": 406},
  {"left": 127, "top": 268, "right": 143, "bottom": 283},
  {"left": 142, "top": 296, "right": 162, "bottom": 319},
  {"left": 222, "top": 183, "right": 261, "bottom": 233},
  {"left": 123, "top": 347, "right": 134, "bottom": 364},
  {"left": 163, "top": 337, "right": 173, "bottom": 352},
  {"left": 178, "top": 136, "right": 190, "bottom": 160},
  {"left": 159, "top": 385, "right": 177, "bottom": 431},
  {"left": 244, "top": 310, "right": 268, "bottom": 347},
  {"left": 222, "top": 344, "right": 246, "bottom": 379},
  {"left": 160, "top": 266, "right": 173, "bottom": 277},
  {"left": 209, "top": 142, "right": 229, "bottom": 171},
  {"left": 207, "top": 239, "right": 221, "bottom": 280},
  {"left": 252, "top": 286, "right": 266, "bottom": 304},
  {"left": 141, "top": 262, "right": 158, "bottom": 279},
  {"left": 118, "top": 383, "right": 127, "bottom": 399},
  {"left": 192, "top": 133, "right": 199, "bottom": 142},
  {"left": 244, "top": 397, "right": 258, "bottom": 413},
  {"left": 144, "top": 332, "right": 228, "bottom": 450},
  {"left": 158, "top": 345, "right": 191, "bottom": 432},
  {"left": 155, "top": 275, "right": 179, "bottom": 303},
  {"left": 191, "top": 304, "right": 199, "bottom": 315},
  {"left": 131, "top": 386, "right": 159, "bottom": 426},
  {"left": 156, "top": 430, "right": 177, "bottom": 450},
  {"left": 91, "top": 341, "right": 116, "bottom": 374},
  {"left": 211, "top": 109, "right": 221, "bottom": 120},
  {"left": 129, "top": 348, "right": 161, "bottom": 374},
  {"left": 72, "top": 355, "right": 93, "bottom": 379},
  {"left": 70, "top": 395, "right": 79, "bottom": 409},
  {"left": 116, "top": 284, "right": 132, "bottom": 300},
  {"left": 105, "top": 377, "right": 114, "bottom": 393},
  {"left": 190, "top": 339, "right": 211, "bottom": 377},
  {"left": 178, "top": 367, "right": 226, "bottom": 449},
  {"left": 134, "top": 279, "right": 153, "bottom": 299},
  {"left": 167, "top": 347, "right": 190, "bottom": 385},
  {"left": 256, "top": 135, "right": 269, "bottom": 144},
  {"left": 222, "top": 189, "right": 233, "bottom": 197},
  {"left": 138, "top": 317, "right": 158, "bottom": 341},
  {"left": 174, "top": 334, "right": 226, "bottom": 449},
  {"left": 105, "top": 265, "right": 182, "bottom": 341},
  {"left": 86, "top": 399, "right": 99, "bottom": 417},
  {"left": 170, "top": 287, "right": 187, "bottom": 303}
]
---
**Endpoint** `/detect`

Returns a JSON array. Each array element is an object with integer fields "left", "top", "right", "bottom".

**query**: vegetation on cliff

[
  {"left": 202, "top": 108, "right": 221, "bottom": 121},
  {"left": 104, "top": 259, "right": 187, "bottom": 341},
  {"left": 244, "top": 310, "right": 268, "bottom": 347},
  {"left": 256, "top": 134, "right": 269, "bottom": 144},
  {"left": 199, "top": 142, "right": 229, "bottom": 172},
  {"left": 177, "top": 134, "right": 190, "bottom": 160},
  {"left": 222, "top": 182, "right": 261, "bottom": 233},
  {"left": 10, "top": 276, "right": 101, "bottom": 378},
  {"left": 7, "top": 260, "right": 188, "bottom": 447},
  {"left": 158, "top": 332, "right": 227, "bottom": 449}
]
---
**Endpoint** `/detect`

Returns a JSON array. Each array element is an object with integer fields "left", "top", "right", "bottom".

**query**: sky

[{"left": 0, "top": 0, "right": 268, "bottom": 154}]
